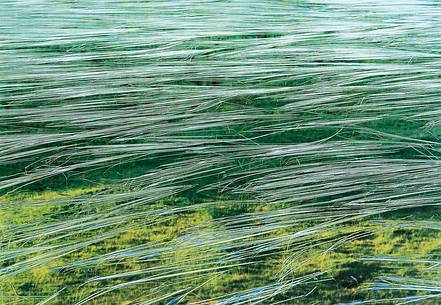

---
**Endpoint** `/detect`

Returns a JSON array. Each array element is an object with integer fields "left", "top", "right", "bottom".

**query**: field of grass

[
  {"left": 2, "top": 189, "right": 441, "bottom": 304},
  {"left": 2, "top": 0, "right": 441, "bottom": 304}
]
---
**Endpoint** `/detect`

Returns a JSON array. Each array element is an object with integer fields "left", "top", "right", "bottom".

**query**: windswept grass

[{"left": 2, "top": 0, "right": 441, "bottom": 304}]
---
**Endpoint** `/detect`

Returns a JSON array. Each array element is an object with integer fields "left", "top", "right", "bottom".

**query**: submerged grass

[{"left": 2, "top": 0, "right": 441, "bottom": 304}]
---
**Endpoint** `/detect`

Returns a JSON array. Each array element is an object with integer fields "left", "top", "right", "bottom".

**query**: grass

[
  {"left": 2, "top": 0, "right": 441, "bottom": 304},
  {"left": 1, "top": 189, "right": 441, "bottom": 304}
]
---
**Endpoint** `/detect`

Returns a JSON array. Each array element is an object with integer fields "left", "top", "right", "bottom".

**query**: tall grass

[{"left": 1, "top": 0, "right": 441, "bottom": 304}]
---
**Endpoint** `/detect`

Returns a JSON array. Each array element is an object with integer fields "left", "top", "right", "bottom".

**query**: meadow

[{"left": 2, "top": 1, "right": 441, "bottom": 304}]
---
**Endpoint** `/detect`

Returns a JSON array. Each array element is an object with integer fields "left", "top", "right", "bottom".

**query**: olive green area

[{"left": 1, "top": 189, "right": 440, "bottom": 305}]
